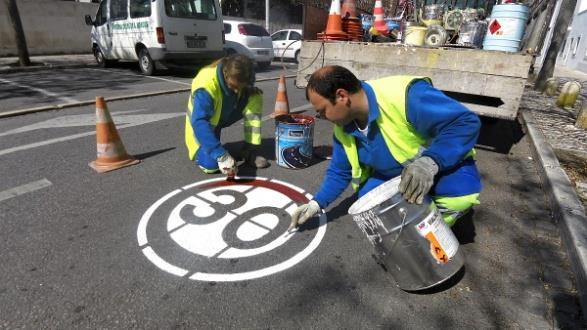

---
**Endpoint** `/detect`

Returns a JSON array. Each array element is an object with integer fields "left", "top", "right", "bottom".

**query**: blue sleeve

[
  {"left": 191, "top": 89, "right": 226, "bottom": 160},
  {"left": 407, "top": 80, "right": 481, "bottom": 171},
  {"left": 313, "top": 136, "right": 352, "bottom": 209}
]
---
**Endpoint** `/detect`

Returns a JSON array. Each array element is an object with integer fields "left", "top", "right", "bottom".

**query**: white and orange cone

[
  {"left": 89, "top": 97, "right": 140, "bottom": 173},
  {"left": 271, "top": 74, "right": 290, "bottom": 118},
  {"left": 373, "top": 0, "right": 388, "bottom": 35},
  {"left": 318, "top": 0, "right": 348, "bottom": 41}
]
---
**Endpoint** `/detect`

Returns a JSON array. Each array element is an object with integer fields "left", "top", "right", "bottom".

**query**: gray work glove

[
  {"left": 399, "top": 156, "right": 439, "bottom": 204},
  {"left": 217, "top": 153, "right": 237, "bottom": 175},
  {"left": 289, "top": 200, "right": 321, "bottom": 230}
]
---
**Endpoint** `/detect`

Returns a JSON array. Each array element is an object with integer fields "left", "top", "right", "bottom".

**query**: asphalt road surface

[{"left": 0, "top": 66, "right": 583, "bottom": 328}]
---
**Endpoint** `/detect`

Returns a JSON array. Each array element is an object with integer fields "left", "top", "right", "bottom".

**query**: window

[
  {"left": 573, "top": 36, "right": 581, "bottom": 57},
  {"left": 110, "top": 0, "right": 128, "bottom": 21},
  {"left": 130, "top": 0, "right": 151, "bottom": 18},
  {"left": 224, "top": 23, "right": 231, "bottom": 34},
  {"left": 239, "top": 24, "right": 269, "bottom": 37},
  {"left": 165, "top": 0, "right": 217, "bottom": 20},
  {"left": 95, "top": 0, "right": 108, "bottom": 26},
  {"left": 272, "top": 30, "right": 288, "bottom": 41},
  {"left": 289, "top": 31, "right": 302, "bottom": 41}
]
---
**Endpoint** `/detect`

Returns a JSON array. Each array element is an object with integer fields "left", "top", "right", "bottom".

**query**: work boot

[{"left": 242, "top": 144, "right": 269, "bottom": 169}]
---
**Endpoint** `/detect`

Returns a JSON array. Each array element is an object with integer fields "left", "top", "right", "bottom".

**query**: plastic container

[
  {"left": 482, "top": 4, "right": 529, "bottom": 52},
  {"left": 404, "top": 26, "right": 427, "bottom": 46}
]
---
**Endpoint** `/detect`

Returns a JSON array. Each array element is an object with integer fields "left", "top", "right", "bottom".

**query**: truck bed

[{"left": 295, "top": 41, "right": 534, "bottom": 120}]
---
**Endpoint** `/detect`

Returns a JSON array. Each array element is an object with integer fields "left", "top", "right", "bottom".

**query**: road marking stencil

[{"left": 137, "top": 177, "right": 327, "bottom": 282}]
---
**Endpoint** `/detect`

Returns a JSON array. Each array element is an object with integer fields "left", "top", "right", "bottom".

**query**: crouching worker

[
  {"left": 185, "top": 54, "right": 269, "bottom": 175},
  {"left": 290, "top": 65, "right": 482, "bottom": 230}
]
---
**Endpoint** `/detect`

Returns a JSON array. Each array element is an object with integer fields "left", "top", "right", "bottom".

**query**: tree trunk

[
  {"left": 534, "top": 0, "right": 577, "bottom": 91},
  {"left": 5, "top": 0, "right": 31, "bottom": 66}
]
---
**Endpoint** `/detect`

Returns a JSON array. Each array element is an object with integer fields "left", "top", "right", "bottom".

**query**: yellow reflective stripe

[
  {"left": 434, "top": 193, "right": 480, "bottom": 212},
  {"left": 434, "top": 193, "right": 480, "bottom": 227},
  {"left": 334, "top": 126, "right": 366, "bottom": 191},
  {"left": 244, "top": 113, "right": 261, "bottom": 122},
  {"left": 243, "top": 93, "right": 263, "bottom": 145}
]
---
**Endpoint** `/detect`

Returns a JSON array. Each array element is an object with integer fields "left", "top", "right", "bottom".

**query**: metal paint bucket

[
  {"left": 483, "top": 4, "right": 529, "bottom": 52},
  {"left": 274, "top": 114, "right": 315, "bottom": 169},
  {"left": 348, "top": 177, "right": 464, "bottom": 291},
  {"left": 458, "top": 20, "right": 487, "bottom": 48}
]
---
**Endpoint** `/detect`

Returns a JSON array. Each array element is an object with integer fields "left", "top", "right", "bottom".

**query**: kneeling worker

[
  {"left": 185, "top": 54, "right": 269, "bottom": 175},
  {"left": 290, "top": 65, "right": 482, "bottom": 229}
]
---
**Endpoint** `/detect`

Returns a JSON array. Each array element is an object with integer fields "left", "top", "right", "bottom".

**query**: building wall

[
  {"left": 0, "top": 0, "right": 98, "bottom": 56},
  {"left": 559, "top": 7, "right": 587, "bottom": 73}
]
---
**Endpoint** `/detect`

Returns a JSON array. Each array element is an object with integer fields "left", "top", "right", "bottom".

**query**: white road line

[
  {"left": 88, "top": 68, "right": 191, "bottom": 86},
  {"left": 0, "top": 178, "right": 52, "bottom": 203},
  {"left": 0, "top": 77, "right": 80, "bottom": 104},
  {"left": 0, "top": 112, "right": 183, "bottom": 157},
  {"left": 261, "top": 103, "right": 313, "bottom": 122}
]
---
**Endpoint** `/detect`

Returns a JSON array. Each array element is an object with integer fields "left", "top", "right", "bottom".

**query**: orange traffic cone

[
  {"left": 373, "top": 0, "right": 388, "bottom": 35},
  {"left": 317, "top": 0, "right": 348, "bottom": 41},
  {"left": 271, "top": 74, "right": 290, "bottom": 118},
  {"left": 341, "top": 0, "right": 357, "bottom": 19},
  {"left": 342, "top": 0, "right": 363, "bottom": 41},
  {"left": 89, "top": 97, "right": 140, "bottom": 173}
]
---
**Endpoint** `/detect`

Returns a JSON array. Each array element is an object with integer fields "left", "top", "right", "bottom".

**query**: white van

[{"left": 85, "top": 0, "right": 224, "bottom": 75}]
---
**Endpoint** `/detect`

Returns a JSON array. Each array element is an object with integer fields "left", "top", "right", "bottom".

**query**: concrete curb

[
  {"left": 520, "top": 109, "right": 587, "bottom": 318},
  {"left": 0, "top": 74, "right": 296, "bottom": 119}
]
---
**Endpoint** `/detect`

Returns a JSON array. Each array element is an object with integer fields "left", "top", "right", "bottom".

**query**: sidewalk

[{"left": 0, "top": 53, "right": 96, "bottom": 73}]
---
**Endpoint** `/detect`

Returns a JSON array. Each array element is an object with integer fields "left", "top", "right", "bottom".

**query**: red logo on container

[{"left": 489, "top": 20, "right": 501, "bottom": 35}]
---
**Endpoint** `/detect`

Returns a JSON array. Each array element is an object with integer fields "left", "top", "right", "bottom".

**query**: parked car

[
  {"left": 223, "top": 20, "right": 273, "bottom": 70},
  {"left": 271, "top": 29, "right": 302, "bottom": 63}
]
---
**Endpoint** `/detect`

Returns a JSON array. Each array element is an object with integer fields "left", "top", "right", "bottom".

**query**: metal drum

[{"left": 348, "top": 177, "right": 464, "bottom": 291}]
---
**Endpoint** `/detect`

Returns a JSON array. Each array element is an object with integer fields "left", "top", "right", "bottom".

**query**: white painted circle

[{"left": 137, "top": 176, "right": 327, "bottom": 282}]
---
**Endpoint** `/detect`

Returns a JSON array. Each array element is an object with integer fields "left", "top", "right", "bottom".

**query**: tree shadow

[{"left": 476, "top": 116, "right": 525, "bottom": 154}]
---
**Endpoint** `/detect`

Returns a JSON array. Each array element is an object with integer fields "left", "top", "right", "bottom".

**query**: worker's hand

[
  {"left": 217, "top": 153, "right": 237, "bottom": 175},
  {"left": 289, "top": 200, "right": 321, "bottom": 230},
  {"left": 399, "top": 156, "right": 439, "bottom": 204}
]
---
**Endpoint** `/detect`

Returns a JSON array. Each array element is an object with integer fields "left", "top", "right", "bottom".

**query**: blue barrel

[
  {"left": 275, "top": 114, "right": 315, "bottom": 169},
  {"left": 483, "top": 4, "right": 529, "bottom": 52}
]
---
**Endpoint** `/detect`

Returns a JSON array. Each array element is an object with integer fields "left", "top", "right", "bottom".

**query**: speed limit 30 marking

[{"left": 137, "top": 177, "right": 327, "bottom": 282}]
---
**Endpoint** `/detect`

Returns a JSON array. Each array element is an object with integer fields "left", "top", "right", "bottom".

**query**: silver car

[{"left": 223, "top": 20, "right": 274, "bottom": 70}]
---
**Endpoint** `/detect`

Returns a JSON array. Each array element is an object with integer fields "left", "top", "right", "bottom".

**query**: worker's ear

[{"left": 335, "top": 88, "right": 349, "bottom": 103}]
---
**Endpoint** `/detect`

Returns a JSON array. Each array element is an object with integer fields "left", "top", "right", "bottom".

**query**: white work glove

[
  {"left": 289, "top": 200, "right": 321, "bottom": 230},
  {"left": 217, "top": 153, "right": 237, "bottom": 175},
  {"left": 399, "top": 156, "right": 439, "bottom": 204}
]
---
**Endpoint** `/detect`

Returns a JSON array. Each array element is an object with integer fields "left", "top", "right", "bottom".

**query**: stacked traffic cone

[
  {"left": 89, "top": 97, "right": 140, "bottom": 173},
  {"left": 341, "top": 0, "right": 363, "bottom": 41},
  {"left": 317, "top": 0, "right": 349, "bottom": 41},
  {"left": 372, "top": 0, "right": 388, "bottom": 35},
  {"left": 271, "top": 74, "right": 290, "bottom": 118}
]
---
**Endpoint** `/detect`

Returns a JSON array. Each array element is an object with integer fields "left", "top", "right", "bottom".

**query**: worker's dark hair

[
  {"left": 305, "top": 65, "right": 361, "bottom": 104},
  {"left": 221, "top": 54, "right": 255, "bottom": 86}
]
